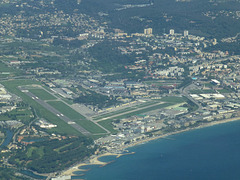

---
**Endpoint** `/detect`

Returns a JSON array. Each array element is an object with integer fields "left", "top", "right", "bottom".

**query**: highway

[
  {"left": 19, "top": 87, "right": 91, "bottom": 136},
  {"left": 179, "top": 83, "right": 203, "bottom": 112}
]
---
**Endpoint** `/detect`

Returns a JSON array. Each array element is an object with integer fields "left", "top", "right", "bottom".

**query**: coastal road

[{"left": 19, "top": 87, "right": 91, "bottom": 136}]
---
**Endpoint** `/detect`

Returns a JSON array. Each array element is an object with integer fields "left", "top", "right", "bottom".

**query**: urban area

[{"left": 0, "top": 0, "right": 239, "bottom": 179}]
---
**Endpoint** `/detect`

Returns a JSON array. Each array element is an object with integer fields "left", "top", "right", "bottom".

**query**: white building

[
  {"left": 169, "top": 29, "right": 175, "bottom": 35},
  {"left": 144, "top": 28, "right": 153, "bottom": 35}
]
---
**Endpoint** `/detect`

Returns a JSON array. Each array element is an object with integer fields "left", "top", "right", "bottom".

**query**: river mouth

[
  {"left": 19, "top": 170, "right": 47, "bottom": 179},
  {"left": 0, "top": 130, "right": 48, "bottom": 179}
]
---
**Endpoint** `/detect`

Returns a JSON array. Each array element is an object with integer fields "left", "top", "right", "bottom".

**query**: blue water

[
  {"left": 0, "top": 129, "right": 13, "bottom": 148},
  {"left": 20, "top": 170, "right": 47, "bottom": 179},
  {"left": 81, "top": 121, "right": 240, "bottom": 180},
  {"left": 98, "top": 155, "right": 118, "bottom": 162}
]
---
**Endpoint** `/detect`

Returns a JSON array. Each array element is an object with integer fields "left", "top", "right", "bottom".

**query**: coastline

[
  {"left": 60, "top": 116, "right": 240, "bottom": 177},
  {"left": 121, "top": 116, "right": 240, "bottom": 150},
  {"left": 62, "top": 152, "right": 135, "bottom": 176}
]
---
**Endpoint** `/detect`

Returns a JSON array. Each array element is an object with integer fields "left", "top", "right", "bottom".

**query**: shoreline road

[{"left": 19, "top": 87, "right": 91, "bottom": 136}]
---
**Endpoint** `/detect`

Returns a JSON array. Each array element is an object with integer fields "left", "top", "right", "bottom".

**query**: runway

[{"left": 19, "top": 87, "right": 91, "bottom": 136}]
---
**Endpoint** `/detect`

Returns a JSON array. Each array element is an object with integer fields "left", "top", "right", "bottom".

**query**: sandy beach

[
  {"left": 61, "top": 152, "right": 135, "bottom": 176},
  {"left": 61, "top": 116, "right": 240, "bottom": 177}
]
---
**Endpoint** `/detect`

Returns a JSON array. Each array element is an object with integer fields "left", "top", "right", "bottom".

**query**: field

[
  {"left": 204, "top": 83, "right": 215, "bottom": 88},
  {"left": 76, "top": 120, "right": 107, "bottom": 134},
  {"left": 94, "top": 96, "right": 187, "bottom": 133},
  {"left": 1, "top": 80, "right": 107, "bottom": 136},
  {"left": 47, "top": 101, "right": 86, "bottom": 120},
  {"left": 1, "top": 80, "right": 82, "bottom": 135},
  {"left": 97, "top": 103, "right": 174, "bottom": 133},
  {"left": 93, "top": 107, "right": 136, "bottom": 120},
  {"left": 98, "top": 119, "right": 118, "bottom": 134},
  {"left": 54, "top": 93, "right": 74, "bottom": 105},
  {"left": 47, "top": 101, "right": 107, "bottom": 134},
  {"left": 160, "top": 96, "right": 187, "bottom": 103},
  {"left": 217, "top": 88, "right": 233, "bottom": 93},
  {"left": 93, "top": 100, "right": 163, "bottom": 120},
  {"left": 100, "top": 103, "right": 172, "bottom": 121},
  {"left": 26, "top": 147, "right": 44, "bottom": 158},
  {"left": 29, "top": 88, "right": 57, "bottom": 100}
]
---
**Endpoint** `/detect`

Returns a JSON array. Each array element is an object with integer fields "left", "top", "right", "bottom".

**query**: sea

[{"left": 74, "top": 120, "right": 240, "bottom": 180}]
